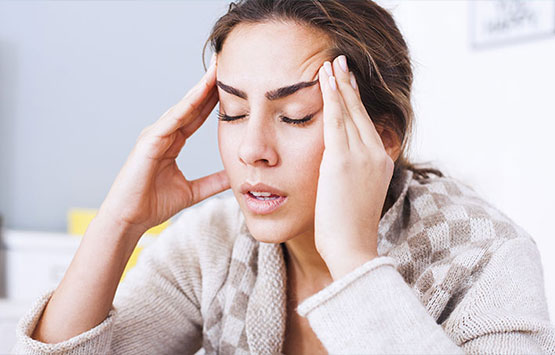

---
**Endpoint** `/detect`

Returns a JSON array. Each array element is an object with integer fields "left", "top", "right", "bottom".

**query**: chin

[{"left": 242, "top": 214, "right": 297, "bottom": 244}]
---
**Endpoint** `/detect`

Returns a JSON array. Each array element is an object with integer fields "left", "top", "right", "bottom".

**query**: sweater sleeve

[
  {"left": 12, "top": 212, "right": 205, "bottom": 355},
  {"left": 297, "top": 237, "right": 555, "bottom": 354}
]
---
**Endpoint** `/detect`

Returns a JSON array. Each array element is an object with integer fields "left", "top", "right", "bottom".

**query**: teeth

[{"left": 250, "top": 191, "right": 273, "bottom": 197}]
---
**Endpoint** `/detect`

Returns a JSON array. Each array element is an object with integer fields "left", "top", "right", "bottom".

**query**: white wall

[
  {"left": 0, "top": 1, "right": 230, "bottom": 232},
  {"left": 380, "top": 0, "right": 555, "bottom": 320}
]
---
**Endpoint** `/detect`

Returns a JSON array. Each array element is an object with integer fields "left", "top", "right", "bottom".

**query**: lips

[
  {"left": 239, "top": 182, "right": 287, "bottom": 197},
  {"left": 239, "top": 182, "right": 288, "bottom": 215}
]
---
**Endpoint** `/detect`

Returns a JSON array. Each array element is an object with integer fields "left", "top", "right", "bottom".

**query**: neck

[
  {"left": 282, "top": 229, "right": 332, "bottom": 294},
  {"left": 282, "top": 191, "right": 396, "bottom": 288}
]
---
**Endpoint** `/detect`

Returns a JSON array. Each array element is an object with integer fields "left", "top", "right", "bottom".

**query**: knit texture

[{"left": 12, "top": 168, "right": 555, "bottom": 354}]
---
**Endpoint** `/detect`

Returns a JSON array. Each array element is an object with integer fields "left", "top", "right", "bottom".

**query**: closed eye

[
  {"left": 216, "top": 110, "right": 315, "bottom": 126},
  {"left": 281, "top": 114, "right": 314, "bottom": 125},
  {"left": 216, "top": 111, "right": 246, "bottom": 121}
]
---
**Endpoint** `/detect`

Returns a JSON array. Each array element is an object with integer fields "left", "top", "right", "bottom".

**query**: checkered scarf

[{"left": 200, "top": 168, "right": 526, "bottom": 354}]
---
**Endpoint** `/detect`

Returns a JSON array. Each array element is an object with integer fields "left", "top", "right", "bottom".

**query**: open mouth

[
  {"left": 248, "top": 191, "right": 282, "bottom": 200},
  {"left": 243, "top": 192, "right": 287, "bottom": 215},
  {"left": 239, "top": 182, "right": 288, "bottom": 215}
]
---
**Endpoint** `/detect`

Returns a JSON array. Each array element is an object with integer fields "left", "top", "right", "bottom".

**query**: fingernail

[
  {"left": 329, "top": 76, "right": 337, "bottom": 91},
  {"left": 349, "top": 72, "right": 357, "bottom": 90},
  {"left": 210, "top": 53, "right": 217, "bottom": 67},
  {"left": 324, "top": 61, "right": 333, "bottom": 76},
  {"left": 338, "top": 55, "right": 348, "bottom": 73}
]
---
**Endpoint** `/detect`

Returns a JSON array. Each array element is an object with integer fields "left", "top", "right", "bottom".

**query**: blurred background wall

[
  {"left": 390, "top": 0, "right": 555, "bottom": 320},
  {"left": 0, "top": 1, "right": 229, "bottom": 233},
  {"left": 0, "top": 0, "right": 553, "bottom": 338}
]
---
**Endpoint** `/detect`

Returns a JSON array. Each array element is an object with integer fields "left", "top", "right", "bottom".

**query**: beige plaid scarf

[{"left": 200, "top": 168, "right": 527, "bottom": 354}]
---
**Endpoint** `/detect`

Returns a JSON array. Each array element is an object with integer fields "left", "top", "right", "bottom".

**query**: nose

[{"left": 238, "top": 115, "right": 279, "bottom": 167}]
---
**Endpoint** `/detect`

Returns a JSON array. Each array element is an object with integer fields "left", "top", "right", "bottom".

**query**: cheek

[
  {"left": 217, "top": 123, "right": 237, "bottom": 173},
  {"left": 285, "top": 125, "right": 325, "bottom": 191},
  {"left": 294, "top": 137, "right": 323, "bottom": 176}
]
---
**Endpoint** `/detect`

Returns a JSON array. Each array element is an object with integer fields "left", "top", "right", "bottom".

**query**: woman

[{"left": 14, "top": 1, "right": 555, "bottom": 354}]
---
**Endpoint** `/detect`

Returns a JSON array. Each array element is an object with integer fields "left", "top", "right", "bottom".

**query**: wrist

[
  {"left": 95, "top": 206, "right": 149, "bottom": 237},
  {"left": 323, "top": 249, "right": 378, "bottom": 281},
  {"left": 88, "top": 212, "right": 146, "bottom": 247}
]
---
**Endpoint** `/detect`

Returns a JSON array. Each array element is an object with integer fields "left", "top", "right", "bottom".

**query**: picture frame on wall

[{"left": 470, "top": 0, "right": 555, "bottom": 48}]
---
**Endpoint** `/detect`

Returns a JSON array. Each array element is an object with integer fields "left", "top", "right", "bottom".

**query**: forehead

[{"left": 218, "top": 21, "right": 332, "bottom": 91}]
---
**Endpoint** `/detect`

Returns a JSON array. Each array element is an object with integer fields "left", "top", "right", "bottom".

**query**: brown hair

[{"left": 204, "top": 0, "right": 443, "bottom": 208}]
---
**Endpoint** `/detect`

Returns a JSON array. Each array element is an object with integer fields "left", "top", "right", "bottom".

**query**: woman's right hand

[
  {"left": 97, "top": 56, "right": 229, "bottom": 236},
  {"left": 30, "top": 57, "right": 228, "bottom": 345}
]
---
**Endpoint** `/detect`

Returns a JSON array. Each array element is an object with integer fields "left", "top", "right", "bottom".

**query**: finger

[
  {"left": 163, "top": 129, "right": 187, "bottom": 159},
  {"left": 190, "top": 170, "right": 230, "bottom": 204},
  {"left": 328, "top": 63, "right": 365, "bottom": 152},
  {"left": 332, "top": 55, "right": 384, "bottom": 150},
  {"left": 164, "top": 90, "right": 218, "bottom": 159},
  {"left": 143, "top": 89, "right": 218, "bottom": 162},
  {"left": 179, "top": 88, "right": 219, "bottom": 137},
  {"left": 319, "top": 63, "right": 349, "bottom": 152},
  {"left": 152, "top": 60, "right": 218, "bottom": 137}
]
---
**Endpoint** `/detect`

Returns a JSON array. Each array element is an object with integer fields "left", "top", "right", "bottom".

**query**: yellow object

[
  {"left": 67, "top": 208, "right": 170, "bottom": 283},
  {"left": 120, "top": 245, "right": 144, "bottom": 282},
  {"left": 67, "top": 208, "right": 97, "bottom": 236},
  {"left": 144, "top": 219, "right": 170, "bottom": 235},
  {"left": 67, "top": 209, "right": 171, "bottom": 236},
  {"left": 120, "top": 235, "right": 159, "bottom": 283}
]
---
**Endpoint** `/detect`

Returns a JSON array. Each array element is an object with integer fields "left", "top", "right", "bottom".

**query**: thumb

[{"left": 189, "top": 170, "right": 231, "bottom": 205}]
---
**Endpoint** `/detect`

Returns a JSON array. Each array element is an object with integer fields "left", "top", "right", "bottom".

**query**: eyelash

[{"left": 216, "top": 110, "right": 314, "bottom": 126}]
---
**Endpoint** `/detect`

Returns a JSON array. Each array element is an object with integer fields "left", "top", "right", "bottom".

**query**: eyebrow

[{"left": 216, "top": 79, "right": 319, "bottom": 101}]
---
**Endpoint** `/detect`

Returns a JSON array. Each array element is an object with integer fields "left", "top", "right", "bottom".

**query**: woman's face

[{"left": 217, "top": 21, "right": 331, "bottom": 243}]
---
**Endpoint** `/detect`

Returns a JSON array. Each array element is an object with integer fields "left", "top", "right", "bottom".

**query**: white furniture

[
  {"left": 0, "top": 230, "right": 79, "bottom": 352},
  {"left": 1, "top": 230, "right": 80, "bottom": 301},
  {"left": 0, "top": 299, "right": 33, "bottom": 353},
  {"left": 0, "top": 229, "right": 156, "bottom": 352}
]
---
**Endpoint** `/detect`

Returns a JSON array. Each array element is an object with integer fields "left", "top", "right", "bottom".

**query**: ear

[{"left": 376, "top": 125, "right": 402, "bottom": 162}]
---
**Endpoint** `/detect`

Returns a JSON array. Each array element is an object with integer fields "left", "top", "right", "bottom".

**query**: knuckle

[
  {"left": 364, "top": 150, "right": 392, "bottom": 169},
  {"left": 378, "top": 153, "right": 394, "bottom": 171},
  {"left": 139, "top": 126, "right": 150, "bottom": 136},
  {"left": 186, "top": 80, "right": 206, "bottom": 97},
  {"left": 352, "top": 104, "right": 368, "bottom": 117},
  {"left": 184, "top": 85, "right": 199, "bottom": 99},
  {"left": 336, "top": 72, "right": 351, "bottom": 85},
  {"left": 135, "top": 133, "right": 154, "bottom": 147},
  {"left": 159, "top": 105, "right": 175, "bottom": 121},
  {"left": 138, "top": 125, "right": 153, "bottom": 140},
  {"left": 183, "top": 100, "right": 197, "bottom": 115},
  {"left": 334, "top": 155, "right": 351, "bottom": 170},
  {"left": 201, "top": 77, "right": 210, "bottom": 90},
  {"left": 163, "top": 106, "right": 175, "bottom": 117},
  {"left": 330, "top": 114, "right": 344, "bottom": 130},
  {"left": 385, "top": 155, "right": 395, "bottom": 173},
  {"left": 356, "top": 151, "right": 372, "bottom": 166}
]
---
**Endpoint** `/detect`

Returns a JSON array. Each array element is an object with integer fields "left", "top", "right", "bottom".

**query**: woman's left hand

[{"left": 314, "top": 55, "right": 395, "bottom": 281}]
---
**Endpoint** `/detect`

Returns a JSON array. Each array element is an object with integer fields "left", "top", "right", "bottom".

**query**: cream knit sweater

[{"left": 12, "top": 169, "right": 555, "bottom": 354}]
